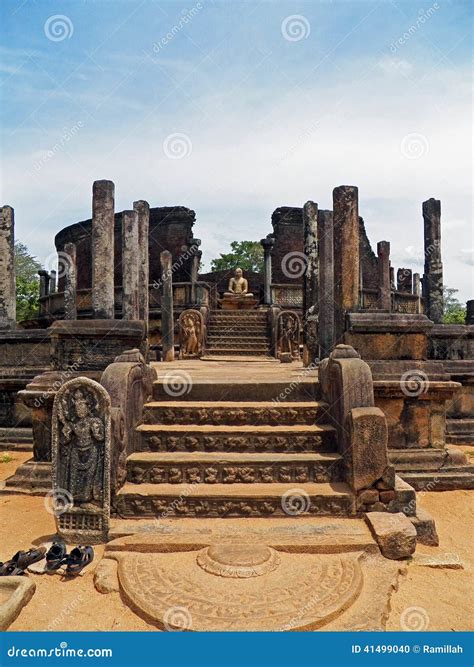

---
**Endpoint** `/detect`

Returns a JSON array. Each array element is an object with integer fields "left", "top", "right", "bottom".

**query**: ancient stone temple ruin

[{"left": 0, "top": 180, "right": 472, "bottom": 630}]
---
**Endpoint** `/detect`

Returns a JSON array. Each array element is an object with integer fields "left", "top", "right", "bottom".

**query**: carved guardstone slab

[
  {"left": 52, "top": 377, "right": 111, "bottom": 543},
  {"left": 178, "top": 309, "right": 204, "bottom": 359}
]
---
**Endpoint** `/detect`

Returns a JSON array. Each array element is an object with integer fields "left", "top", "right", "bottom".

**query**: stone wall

[{"left": 55, "top": 206, "right": 196, "bottom": 292}]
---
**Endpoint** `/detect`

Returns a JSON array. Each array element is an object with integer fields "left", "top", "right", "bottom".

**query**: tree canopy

[
  {"left": 442, "top": 286, "right": 466, "bottom": 324},
  {"left": 15, "top": 241, "right": 42, "bottom": 322},
  {"left": 210, "top": 241, "right": 264, "bottom": 273}
]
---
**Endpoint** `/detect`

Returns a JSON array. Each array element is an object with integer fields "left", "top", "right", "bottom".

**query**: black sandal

[
  {"left": 0, "top": 546, "right": 46, "bottom": 576},
  {"left": 0, "top": 561, "right": 25, "bottom": 576},
  {"left": 65, "top": 546, "right": 94, "bottom": 575},
  {"left": 11, "top": 546, "right": 46, "bottom": 570},
  {"left": 45, "top": 543, "right": 67, "bottom": 571}
]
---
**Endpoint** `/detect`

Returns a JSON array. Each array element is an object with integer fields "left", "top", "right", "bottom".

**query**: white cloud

[{"left": 2, "top": 60, "right": 472, "bottom": 301}]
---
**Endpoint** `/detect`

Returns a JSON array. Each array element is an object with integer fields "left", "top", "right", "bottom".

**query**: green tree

[
  {"left": 15, "top": 241, "right": 42, "bottom": 322},
  {"left": 210, "top": 241, "right": 264, "bottom": 273},
  {"left": 442, "top": 286, "right": 466, "bottom": 324}
]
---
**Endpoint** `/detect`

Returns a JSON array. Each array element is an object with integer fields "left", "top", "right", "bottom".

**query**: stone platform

[{"left": 100, "top": 517, "right": 404, "bottom": 631}]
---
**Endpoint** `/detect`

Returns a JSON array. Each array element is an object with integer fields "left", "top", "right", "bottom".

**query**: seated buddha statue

[{"left": 224, "top": 268, "right": 253, "bottom": 298}]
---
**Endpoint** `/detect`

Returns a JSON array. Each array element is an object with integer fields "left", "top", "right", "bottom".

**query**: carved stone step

[
  {"left": 205, "top": 348, "right": 270, "bottom": 356},
  {"left": 126, "top": 451, "right": 343, "bottom": 484},
  {"left": 142, "top": 400, "right": 329, "bottom": 426},
  {"left": 388, "top": 449, "right": 446, "bottom": 471},
  {"left": 153, "top": 379, "right": 320, "bottom": 402},
  {"left": 207, "top": 333, "right": 269, "bottom": 340},
  {"left": 115, "top": 481, "right": 355, "bottom": 518},
  {"left": 399, "top": 471, "right": 474, "bottom": 491},
  {"left": 136, "top": 423, "right": 336, "bottom": 453},
  {"left": 206, "top": 342, "right": 270, "bottom": 350}
]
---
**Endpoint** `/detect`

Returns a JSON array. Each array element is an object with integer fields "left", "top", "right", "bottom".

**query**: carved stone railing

[
  {"left": 270, "top": 284, "right": 303, "bottom": 309},
  {"left": 392, "top": 291, "right": 421, "bottom": 314},
  {"left": 319, "top": 345, "right": 401, "bottom": 514},
  {"left": 38, "top": 281, "right": 211, "bottom": 320}
]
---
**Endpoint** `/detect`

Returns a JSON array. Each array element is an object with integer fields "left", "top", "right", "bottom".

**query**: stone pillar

[
  {"left": 397, "top": 268, "right": 412, "bottom": 293},
  {"left": 38, "top": 270, "right": 50, "bottom": 298},
  {"left": 423, "top": 198, "right": 443, "bottom": 323},
  {"left": 333, "top": 186, "right": 359, "bottom": 341},
  {"left": 413, "top": 273, "right": 421, "bottom": 296},
  {"left": 318, "top": 210, "right": 334, "bottom": 358},
  {"left": 466, "top": 300, "right": 474, "bottom": 325},
  {"left": 49, "top": 270, "right": 57, "bottom": 293},
  {"left": 160, "top": 250, "right": 175, "bottom": 361},
  {"left": 302, "top": 201, "right": 319, "bottom": 365},
  {"left": 63, "top": 242, "right": 77, "bottom": 320},
  {"left": 190, "top": 238, "right": 201, "bottom": 304},
  {"left": 261, "top": 235, "right": 274, "bottom": 305},
  {"left": 92, "top": 180, "right": 115, "bottom": 319},
  {"left": 122, "top": 209, "right": 140, "bottom": 320},
  {"left": 0, "top": 205, "right": 16, "bottom": 329},
  {"left": 389, "top": 267, "right": 395, "bottom": 290},
  {"left": 377, "top": 241, "right": 391, "bottom": 311},
  {"left": 133, "top": 200, "right": 150, "bottom": 323}
]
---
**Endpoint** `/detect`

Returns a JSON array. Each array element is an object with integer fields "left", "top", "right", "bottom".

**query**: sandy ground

[{"left": 1, "top": 452, "right": 473, "bottom": 632}]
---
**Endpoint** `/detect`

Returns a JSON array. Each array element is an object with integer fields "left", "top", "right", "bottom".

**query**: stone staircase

[
  {"left": 115, "top": 375, "right": 356, "bottom": 518},
  {"left": 205, "top": 310, "right": 271, "bottom": 356}
]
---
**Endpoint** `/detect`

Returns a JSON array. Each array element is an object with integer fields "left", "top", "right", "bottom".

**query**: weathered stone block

[
  {"left": 366, "top": 511, "right": 417, "bottom": 560},
  {"left": 346, "top": 407, "right": 388, "bottom": 492}
]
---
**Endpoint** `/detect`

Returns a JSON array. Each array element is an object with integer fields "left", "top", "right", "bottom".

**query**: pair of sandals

[
  {"left": 0, "top": 544, "right": 94, "bottom": 577},
  {"left": 46, "top": 543, "right": 94, "bottom": 575}
]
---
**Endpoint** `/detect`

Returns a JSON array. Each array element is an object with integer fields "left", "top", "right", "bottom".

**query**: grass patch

[{"left": 0, "top": 453, "right": 14, "bottom": 464}]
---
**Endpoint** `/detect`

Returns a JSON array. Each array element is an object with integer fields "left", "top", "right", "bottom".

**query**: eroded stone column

[
  {"left": 377, "top": 241, "right": 391, "bottom": 311},
  {"left": 63, "top": 242, "right": 77, "bottom": 320},
  {"left": 318, "top": 209, "right": 334, "bottom": 358},
  {"left": 92, "top": 180, "right": 115, "bottom": 319},
  {"left": 122, "top": 210, "right": 140, "bottom": 320},
  {"left": 397, "top": 268, "right": 412, "bottom": 293},
  {"left": 333, "top": 186, "right": 359, "bottom": 341},
  {"left": 261, "top": 235, "right": 274, "bottom": 306},
  {"left": 190, "top": 238, "right": 201, "bottom": 304},
  {"left": 413, "top": 273, "right": 421, "bottom": 314},
  {"left": 133, "top": 200, "right": 150, "bottom": 323},
  {"left": 38, "top": 270, "right": 50, "bottom": 298},
  {"left": 303, "top": 201, "right": 319, "bottom": 365},
  {"left": 423, "top": 198, "right": 443, "bottom": 323},
  {"left": 0, "top": 206, "right": 16, "bottom": 329},
  {"left": 160, "top": 250, "right": 175, "bottom": 361},
  {"left": 49, "top": 270, "right": 57, "bottom": 293}
]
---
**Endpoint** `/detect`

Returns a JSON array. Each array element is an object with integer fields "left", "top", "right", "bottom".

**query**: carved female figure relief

[
  {"left": 179, "top": 309, "right": 203, "bottom": 358},
  {"left": 276, "top": 311, "right": 301, "bottom": 359}
]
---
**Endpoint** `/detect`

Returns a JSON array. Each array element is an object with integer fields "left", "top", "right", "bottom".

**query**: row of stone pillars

[
  {"left": 299, "top": 188, "right": 445, "bottom": 365},
  {"left": 43, "top": 180, "right": 151, "bottom": 322}
]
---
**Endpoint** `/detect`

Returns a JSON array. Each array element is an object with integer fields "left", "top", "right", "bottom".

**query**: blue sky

[{"left": 1, "top": 0, "right": 472, "bottom": 300}]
